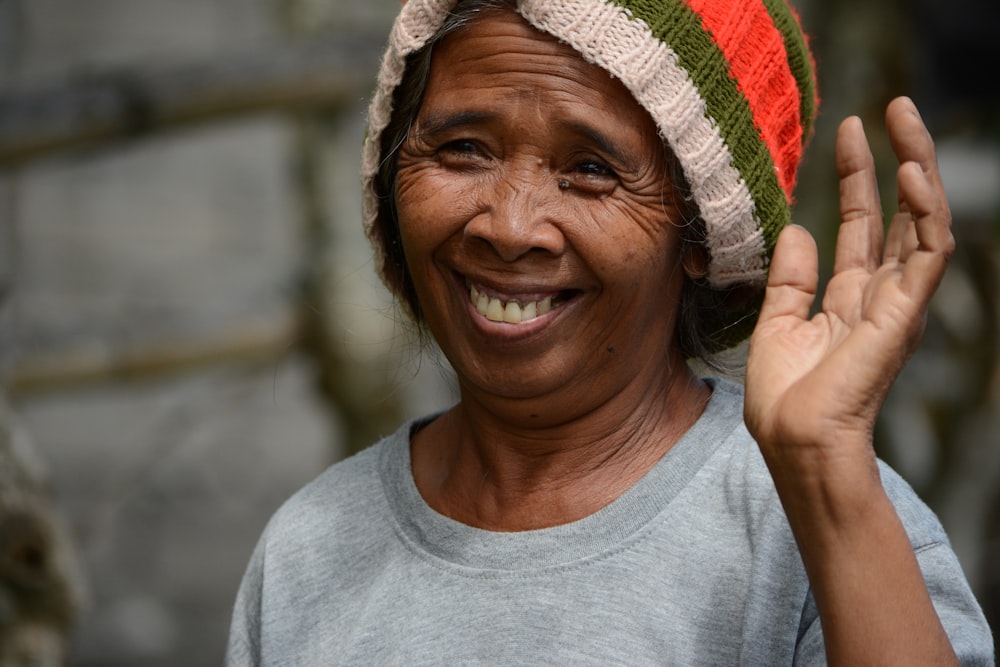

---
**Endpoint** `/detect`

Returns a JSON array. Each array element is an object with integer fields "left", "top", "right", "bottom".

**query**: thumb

[{"left": 758, "top": 225, "right": 819, "bottom": 326}]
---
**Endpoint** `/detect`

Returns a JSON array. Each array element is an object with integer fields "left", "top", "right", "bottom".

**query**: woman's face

[{"left": 394, "top": 8, "right": 689, "bottom": 405}]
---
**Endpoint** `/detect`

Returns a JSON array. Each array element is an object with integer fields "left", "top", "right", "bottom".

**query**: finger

[
  {"left": 758, "top": 225, "right": 818, "bottom": 325},
  {"left": 898, "top": 160, "right": 954, "bottom": 298},
  {"left": 884, "top": 210, "right": 919, "bottom": 264},
  {"left": 834, "top": 116, "right": 884, "bottom": 275},
  {"left": 886, "top": 97, "right": 950, "bottom": 215}
]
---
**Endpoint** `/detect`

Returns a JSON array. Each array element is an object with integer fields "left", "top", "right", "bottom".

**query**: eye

[
  {"left": 440, "top": 139, "right": 480, "bottom": 155},
  {"left": 564, "top": 157, "right": 619, "bottom": 196},
  {"left": 574, "top": 160, "right": 616, "bottom": 178},
  {"left": 437, "top": 139, "right": 490, "bottom": 170}
]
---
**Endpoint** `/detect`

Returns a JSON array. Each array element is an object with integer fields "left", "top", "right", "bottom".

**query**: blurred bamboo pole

[
  {"left": 5, "top": 316, "right": 300, "bottom": 396},
  {"left": 0, "top": 35, "right": 382, "bottom": 167},
  {"left": 280, "top": 0, "right": 407, "bottom": 457}
]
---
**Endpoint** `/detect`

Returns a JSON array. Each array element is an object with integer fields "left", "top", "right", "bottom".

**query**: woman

[{"left": 227, "top": 0, "right": 994, "bottom": 664}]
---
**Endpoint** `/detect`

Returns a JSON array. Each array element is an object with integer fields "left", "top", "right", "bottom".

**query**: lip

[{"left": 452, "top": 271, "right": 581, "bottom": 341}]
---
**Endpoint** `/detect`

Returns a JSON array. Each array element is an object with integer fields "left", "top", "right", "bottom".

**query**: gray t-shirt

[{"left": 226, "top": 379, "right": 994, "bottom": 665}]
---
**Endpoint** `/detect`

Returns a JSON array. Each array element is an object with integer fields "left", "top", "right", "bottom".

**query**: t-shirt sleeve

[
  {"left": 917, "top": 541, "right": 996, "bottom": 665},
  {"left": 881, "top": 462, "right": 994, "bottom": 665},
  {"left": 225, "top": 534, "right": 265, "bottom": 667},
  {"left": 793, "top": 462, "right": 995, "bottom": 666}
]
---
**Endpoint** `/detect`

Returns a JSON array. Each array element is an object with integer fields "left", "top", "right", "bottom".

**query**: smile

[{"left": 468, "top": 282, "right": 570, "bottom": 324}]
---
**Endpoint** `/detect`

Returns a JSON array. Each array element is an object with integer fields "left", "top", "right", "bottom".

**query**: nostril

[{"left": 464, "top": 208, "right": 566, "bottom": 262}]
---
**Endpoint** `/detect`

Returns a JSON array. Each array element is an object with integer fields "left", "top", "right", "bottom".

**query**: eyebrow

[
  {"left": 415, "top": 110, "right": 499, "bottom": 138},
  {"left": 416, "top": 110, "right": 641, "bottom": 171},
  {"left": 559, "top": 120, "right": 638, "bottom": 172}
]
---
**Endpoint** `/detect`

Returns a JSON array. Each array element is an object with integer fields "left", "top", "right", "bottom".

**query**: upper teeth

[{"left": 470, "top": 284, "right": 552, "bottom": 324}]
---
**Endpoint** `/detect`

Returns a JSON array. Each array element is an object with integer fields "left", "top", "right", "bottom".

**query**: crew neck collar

[{"left": 380, "top": 377, "right": 745, "bottom": 573}]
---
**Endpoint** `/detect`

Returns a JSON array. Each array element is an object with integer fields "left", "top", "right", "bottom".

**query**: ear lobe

[{"left": 682, "top": 243, "right": 709, "bottom": 280}]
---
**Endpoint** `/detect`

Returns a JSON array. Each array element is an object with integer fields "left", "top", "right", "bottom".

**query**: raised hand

[
  {"left": 744, "top": 96, "right": 953, "bottom": 471},
  {"left": 743, "top": 96, "right": 959, "bottom": 665}
]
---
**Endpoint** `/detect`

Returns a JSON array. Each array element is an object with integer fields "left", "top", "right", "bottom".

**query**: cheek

[
  {"left": 576, "top": 200, "right": 682, "bottom": 276},
  {"left": 395, "top": 170, "right": 451, "bottom": 255},
  {"left": 396, "top": 167, "right": 483, "bottom": 241},
  {"left": 394, "top": 168, "right": 482, "bottom": 309}
]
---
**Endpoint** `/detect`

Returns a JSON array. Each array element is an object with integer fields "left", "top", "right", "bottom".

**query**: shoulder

[
  {"left": 703, "top": 379, "right": 993, "bottom": 660},
  {"left": 672, "top": 379, "right": 796, "bottom": 552},
  {"left": 254, "top": 419, "right": 414, "bottom": 566},
  {"left": 226, "top": 420, "right": 419, "bottom": 664},
  {"left": 699, "top": 378, "right": 948, "bottom": 544},
  {"left": 694, "top": 379, "right": 950, "bottom": 560},
  {"left": 874, "top": 463, "right": 994, "bottom": 660},
  {"left": 696, "top": 377, "right": 782, "bottom": 504}
]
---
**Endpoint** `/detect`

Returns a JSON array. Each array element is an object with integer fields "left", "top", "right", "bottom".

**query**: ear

[{"left": 681, "top": 243, "right": 709, "bottom": 280}]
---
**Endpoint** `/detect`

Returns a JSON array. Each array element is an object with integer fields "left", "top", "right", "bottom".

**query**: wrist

[{"left": 760, "top": 437, "right": 884, "bottom": 531}]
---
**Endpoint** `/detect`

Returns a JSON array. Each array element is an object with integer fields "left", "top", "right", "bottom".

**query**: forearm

[{"left": 765, "top": 447, "right": 959, "bottom": 667}]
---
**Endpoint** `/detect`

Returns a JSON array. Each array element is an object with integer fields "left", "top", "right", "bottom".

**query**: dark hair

[{"left": 370, "top": 0, "right": 761, "bottom": 368}]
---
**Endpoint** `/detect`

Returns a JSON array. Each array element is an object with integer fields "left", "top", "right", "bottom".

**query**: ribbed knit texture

[{"left": 360, "top": 0, "right": 819, "bottom": 341}]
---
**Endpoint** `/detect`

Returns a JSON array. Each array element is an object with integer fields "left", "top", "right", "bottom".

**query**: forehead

[{"left": 421, "top": 8, "right": 659, "bottom": 138}]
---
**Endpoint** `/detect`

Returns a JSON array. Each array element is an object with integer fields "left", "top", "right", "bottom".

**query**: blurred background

[{"left": 0, "top": 0, "right": 996, "bottom": 664}]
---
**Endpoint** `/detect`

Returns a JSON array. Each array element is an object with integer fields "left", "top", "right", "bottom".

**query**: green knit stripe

[
  {"left": 760, "top": 0, "right": 818, "bottom": 145},
  {"left": 612, "top": 0, "right": 790, "bottom": 254}
]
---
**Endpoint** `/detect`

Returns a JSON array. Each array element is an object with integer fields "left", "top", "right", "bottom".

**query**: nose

[{"left": 464, "top": 171, "right": 566, "bottom": 262}]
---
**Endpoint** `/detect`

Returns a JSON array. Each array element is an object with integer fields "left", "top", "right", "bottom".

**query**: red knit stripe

[{"left": 684, "top": 0, "right": 802, "bottom": 199}]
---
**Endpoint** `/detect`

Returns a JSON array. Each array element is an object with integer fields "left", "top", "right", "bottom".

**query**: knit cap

[{"left": 360, "top": 0, "right": 818, "bottom": 331}]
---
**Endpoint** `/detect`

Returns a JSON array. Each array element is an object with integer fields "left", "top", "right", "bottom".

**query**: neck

[{"left": 411, "top": 354, "right": 711, "bottom": 531}]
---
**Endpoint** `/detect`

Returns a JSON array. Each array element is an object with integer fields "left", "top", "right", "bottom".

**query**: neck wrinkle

[{"left": 414, "top": 354, "right": 711, "bottom": 531}]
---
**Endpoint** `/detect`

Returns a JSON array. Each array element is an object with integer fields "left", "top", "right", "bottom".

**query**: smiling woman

[{"left": 226, "top": 0, "right": 994, "bottom": 664}]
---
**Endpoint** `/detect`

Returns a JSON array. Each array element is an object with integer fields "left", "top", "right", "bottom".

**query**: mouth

[{"left": 467, "top": 280, "right": 578, "bottom": 325}]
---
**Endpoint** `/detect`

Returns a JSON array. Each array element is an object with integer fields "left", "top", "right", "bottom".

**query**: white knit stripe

[
  {"left": 360, "top": 0, "right": 459, "bottom": 233},
  {"left": 706, "top": 227, "right": 767, "bottom": 284},
  {"left": 518, "top": 0, "right": 767, "bottom": 285}
]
